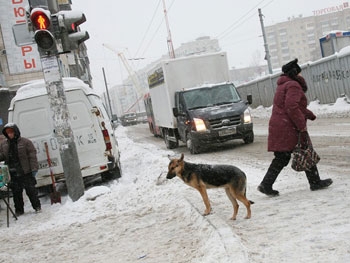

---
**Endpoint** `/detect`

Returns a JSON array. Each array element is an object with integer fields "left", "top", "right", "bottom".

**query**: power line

[
  {"left": 139, "top": 0, "right": 175, "bottom": 61},
  {"left": 133, "top": 0, "right": 162, "bottom": 59},
  {"left": 216, "top": 0, "right": 274, "bottom": 41}
]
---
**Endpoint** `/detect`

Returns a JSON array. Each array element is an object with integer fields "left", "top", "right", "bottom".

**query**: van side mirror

[
  {"left": 173, "top": 107, "right": 179, "bottom": 117},
  {"left": 173, "top": 107, "right": 185, "bottom": 117},
  {"left": 246, "top": 94, "right": 252, "bottom": 105}
]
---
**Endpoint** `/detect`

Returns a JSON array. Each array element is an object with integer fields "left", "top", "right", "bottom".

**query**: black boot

[
  {"left": 258, "top": 153, "right": 289, "bottom": 196},
  {"left": 305, "top": 166, "right": 333, "bottom": 191},
  {"left": 15, "top": 209, "right": 24, "bottom": 216},
  {"left": 310, "top": 179, "right": 333, "bottom": 191},
  {"left": 257, "top": 184, "right": 279, "bottom": 196}
]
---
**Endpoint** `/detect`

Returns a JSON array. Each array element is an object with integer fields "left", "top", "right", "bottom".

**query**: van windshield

[{"left": 183, "top": 84, "right": 241, "bottom": 110}]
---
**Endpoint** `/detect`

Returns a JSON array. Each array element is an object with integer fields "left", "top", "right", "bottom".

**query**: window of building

[
  {"left": 331, "top": 18, "right": 339, "bottom": 26},
  {"left": 306, "top": 23, "right": 314, "bottom": 30},
  {"left": 279, "top": 29, "right": 287, "bottom": 36}
]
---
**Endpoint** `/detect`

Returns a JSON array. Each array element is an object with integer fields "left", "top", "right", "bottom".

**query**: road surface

[{"left": 125, "top": 117, "right": 350, "bottom": 170}]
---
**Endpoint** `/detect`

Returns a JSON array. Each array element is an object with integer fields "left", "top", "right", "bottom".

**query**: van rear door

[{"left": 10, "top": 94, "right": 59, "bottom": 187}]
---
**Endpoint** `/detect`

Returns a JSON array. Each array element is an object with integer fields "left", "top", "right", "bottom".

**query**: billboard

[{"left": 0, "top": 0, "right": 42, "bottom": 75}]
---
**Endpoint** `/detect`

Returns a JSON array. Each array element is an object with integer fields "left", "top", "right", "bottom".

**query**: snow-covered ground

[{"left": 0, "top": 98, "right": 349, "bottom": 263}]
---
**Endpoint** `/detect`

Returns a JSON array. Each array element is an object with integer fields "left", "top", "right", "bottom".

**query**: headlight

[
  {"left": 193, "top": 118, "right": 207, "bottom": 132},
  {"left": 243, "top": 109, "right": 252, "bottom": 123}
]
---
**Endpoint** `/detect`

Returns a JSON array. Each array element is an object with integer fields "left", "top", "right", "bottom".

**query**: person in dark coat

[
  {"left": 257, "top": 59, "right": 333, "bottom": 196},
  {"left": 0, "top": 123, "right": 41, "bottom": 215}
]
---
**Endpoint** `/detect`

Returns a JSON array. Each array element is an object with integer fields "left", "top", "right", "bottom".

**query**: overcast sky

[{"left": 71, "top": 0, "right": 342, "bottom": 93}]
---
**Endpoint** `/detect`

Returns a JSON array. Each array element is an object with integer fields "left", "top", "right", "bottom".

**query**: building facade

[
  {"left": 0, "top": 0, "right": 91, "bottom": 90},
  {"left": 174, "top": 36, "right": 221, "bottom": 57},
  {"left": 266, "top": 2, "right": 350, "bottom": 69}
]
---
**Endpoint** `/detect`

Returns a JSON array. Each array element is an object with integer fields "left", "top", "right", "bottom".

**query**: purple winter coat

[{"left": 268, "top": 75, "right": 316, "bottom": 152}]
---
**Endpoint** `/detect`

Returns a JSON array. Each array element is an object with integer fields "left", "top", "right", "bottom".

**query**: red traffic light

[{"left": 30, "top": 8, "right": 51, "bottom": 30}]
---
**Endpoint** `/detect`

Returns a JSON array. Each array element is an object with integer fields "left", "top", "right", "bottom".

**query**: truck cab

[{"left": 173, "top": 82, "right": 254, "bottom": 154}]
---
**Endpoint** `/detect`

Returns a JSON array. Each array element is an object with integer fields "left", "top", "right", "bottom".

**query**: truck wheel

[
  {"left": 187, "top": 133, "right": 200, "bottom": 154},
  {"left": 163, "top": 129, "right": 179, "bottom": 149},
  {"left": 243, "top": 131, "right": 254, "bottom": 144}
]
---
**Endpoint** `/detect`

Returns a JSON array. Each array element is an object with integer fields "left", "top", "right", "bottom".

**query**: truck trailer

[{"left": 146, "top": 52, "right": 254, "bottom": 154}]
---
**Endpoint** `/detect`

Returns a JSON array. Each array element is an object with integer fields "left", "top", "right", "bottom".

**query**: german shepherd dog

[{"left": 167, "top": 153, "right": 253, "bottom": 220}]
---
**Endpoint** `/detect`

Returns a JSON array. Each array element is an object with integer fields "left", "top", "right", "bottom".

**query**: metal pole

[
  {"left": 102, "top": 67, "right": 114, "bottom": 118},
  {"left": 41, "top": 55, "right": 85, "bottom": 201},
  {"left": 258, "top": 8, "right": 273, "bottom": 74},
  {"left": 29, "top": 0, "right": 84, "bottom": 202},
  {"left": 47, "top": 0, "right": 59, "bottom": 13}
]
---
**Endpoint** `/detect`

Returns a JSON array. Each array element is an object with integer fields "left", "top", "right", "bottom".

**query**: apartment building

[{"left": 266, "top": 2, "right": 350, "bottom": 69}]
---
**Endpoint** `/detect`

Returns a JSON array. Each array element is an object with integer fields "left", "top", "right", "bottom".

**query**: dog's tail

[{"left": 244, "top": 186, "right": 254, "bottom": 204}]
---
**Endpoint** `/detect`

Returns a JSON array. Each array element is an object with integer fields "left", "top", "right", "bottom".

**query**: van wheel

[
  {"left": 187, "top": 133, "right": 200, "bottom": 154},
  {"left": 101, "top": 165, "right": 121, "bottom": 182},
  {"left": 163, "top": 128, "right": 179, "bottom": 149},
  {"left": 243, "top": 131, "right": 254, "bottom": 144}
]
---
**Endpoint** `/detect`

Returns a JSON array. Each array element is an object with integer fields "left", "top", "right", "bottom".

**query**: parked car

[{"left": 121, "top": 113, "right": 138, "bottom": 126}]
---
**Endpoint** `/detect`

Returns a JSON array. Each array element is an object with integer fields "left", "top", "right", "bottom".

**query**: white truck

[
  {"left": 147, "top": 52, "right": 254, "bottom": 154},
  {"left": 7, "top": 77, "right": 121, "bottom": 188}
]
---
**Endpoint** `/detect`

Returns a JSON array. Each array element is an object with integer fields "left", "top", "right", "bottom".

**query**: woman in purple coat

[{"left": 257, "top": 59, "right": 332, "bottom": 196}]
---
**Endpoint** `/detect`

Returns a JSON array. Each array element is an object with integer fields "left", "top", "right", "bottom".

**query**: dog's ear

[
  {"left": 180, "top": 153, "right": 184, "bottom": 161},
  {"left": 167, "top": 154, "right": 172, "bottom": 160}
]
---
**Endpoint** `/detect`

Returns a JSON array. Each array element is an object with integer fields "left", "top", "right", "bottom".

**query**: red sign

[{"left": 313, "top": 2, "right": 349, "bottom": 16}]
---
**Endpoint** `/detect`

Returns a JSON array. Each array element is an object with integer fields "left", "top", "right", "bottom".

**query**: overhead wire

[
  {"left": 133, "top": 0, "right": 162, "bottom": 60},
  {"left": 216, "top": 0, "right": 275, "bottom": 41},
  {"left": 138, "top": 0, "right": 175, "bottom": 62},
  {"left": 131, "top": 0, "right": 275, "bottom": 70}
]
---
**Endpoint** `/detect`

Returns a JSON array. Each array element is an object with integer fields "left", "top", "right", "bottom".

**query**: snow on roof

[
  {"left": 13, "top": 77, "right": 97, "bottom": 101},
  {"left": 184, "top": 81, "right": 233, "bottom": 91},
  {"left": 337, "top": 46, "right": 350, "bottom": 56}
]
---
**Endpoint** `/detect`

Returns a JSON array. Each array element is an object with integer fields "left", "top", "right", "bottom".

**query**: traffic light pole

[
  {"left": 40, "top": 55, "right": 85, "bottom": 201},
  {"left": 27, "top": 0, "right": 88, "bottom": 201}
]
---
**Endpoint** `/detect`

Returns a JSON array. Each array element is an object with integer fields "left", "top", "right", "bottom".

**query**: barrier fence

[{"left": 236, "top": 51, "right": 350, "bottom": 108}]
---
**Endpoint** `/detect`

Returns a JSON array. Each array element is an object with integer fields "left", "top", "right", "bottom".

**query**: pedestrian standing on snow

[
  {"left": 257, "top": 59, "right": 333, "bottom": 196},
  {"left": 0, "top": 123, "right": 41, "bottom": 215}
]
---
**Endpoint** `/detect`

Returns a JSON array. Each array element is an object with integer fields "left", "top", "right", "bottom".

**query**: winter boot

[
  {"left": 310, "top": 179, "right": 333, "bottom": 191},
  {"left": 257, "top": 184, "right": 279, "bottom": 196},
  {"left": 258, "top": 152, "right": 291, "bottom": 196},
  {"left": 305, "top": 166, "right": 333, "bottom": 191},
  {"left": 15, "top": 209, "right": 24, "bottom": 216}
]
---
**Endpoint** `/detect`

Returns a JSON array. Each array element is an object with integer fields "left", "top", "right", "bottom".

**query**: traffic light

[
  {"left": 30, "top": 8, "right": 51, "bottom": 30},
  {"left": 29, "top": 7, "right": 57, "bottom": 53},
  {"left": 58, "top": 10, "right": 89, "bottom": 52}
]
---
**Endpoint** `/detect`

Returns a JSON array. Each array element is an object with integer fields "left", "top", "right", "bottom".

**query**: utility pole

[
  {"left": 258, "top": 8, "right": 273, "bottom": 74},
  {"left": 41, "top": 56, "right": 84, "bottom": 201},
  {"left": 162, "top": 0, "right": 175, "bottom": 59},
  {"left": 27, "top": 0, "right": 89, "bottom": 201},
  {"left": 102, "top": 67, "right": 114, "bottom": 119},
  {"left": 103, "top": 44, "right": 145, "bottom": 105}
]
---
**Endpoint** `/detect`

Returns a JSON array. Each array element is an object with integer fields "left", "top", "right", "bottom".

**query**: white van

[{"left": 8, "top": 77, "right": 121, "bottom": 188}]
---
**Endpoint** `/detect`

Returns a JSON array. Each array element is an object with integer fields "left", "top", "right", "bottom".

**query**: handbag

[{"left": 291, "top": 132, "right": 320, "bottom": 171}]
